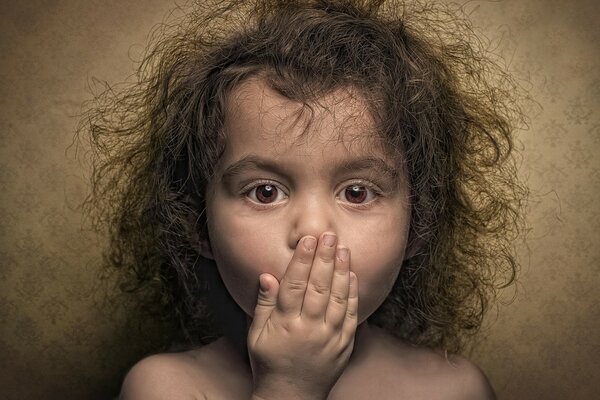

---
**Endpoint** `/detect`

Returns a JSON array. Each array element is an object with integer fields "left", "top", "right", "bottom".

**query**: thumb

[{"left": 248, "top": 273, "right": 279, "bottom": 346}]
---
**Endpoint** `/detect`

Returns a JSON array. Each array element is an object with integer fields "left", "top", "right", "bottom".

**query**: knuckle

[
  {"left": 256, "top": 297, "right": 275, "bottom": 307},
  {"left": 317, "top": 253, "right": 334, "bottom": 263},
  {"left": 273, "top": 316, "right": 300, "bottom": 334},
  {"left": 279, "top": 320, "right": 294, "bottom": 334},
  {"left": 346, "top": 306, "right": 358, "bottom": 319},
  {"left": 333, "top": 270, "right": 348, "bottom": 282},
  {"left": 283, "top": 278, "right": 306, "bottom": 292},
  {"left": 329, "top": 291, "right": 347, "bottom": 306},
  {"left": 296, "top": 253, "right": 313, "bottom": 265},
  {"left": 314, "top": 321, "right": 332, "bottom": 336},
  {"left": 309, "top": 281, "right": 330, "bottom": 295}
]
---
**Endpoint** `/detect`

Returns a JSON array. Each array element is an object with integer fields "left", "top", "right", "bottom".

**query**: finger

[
  {"left": 276, "top": 236, "right": 317, "bottom": 316},
  {"left": 302, "top": 232, "right": 337, "bottom": 320},
  {"left": 342, "top": 271, "right": 359, "bottom": 341},
  {"left": 248, "top": 273, "right": 280, "bottom": 347},
  {"left": 325, "top": 246, "right": 350, "bottom": 328}
]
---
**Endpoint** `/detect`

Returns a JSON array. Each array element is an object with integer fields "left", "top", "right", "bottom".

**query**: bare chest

[
  {"left": 202, "top": 378, "right": 405, "bottom": 400},
  {"left": 201, "top": 361, "right": 414, "bottom": 400}
]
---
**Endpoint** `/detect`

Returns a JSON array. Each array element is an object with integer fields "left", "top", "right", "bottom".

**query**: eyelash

[
  {"left": 240, "top": 179, "right": 384, "bottom": 208},
  {"left": 338, "top": 181, "right": 383, "bottom": 208},
  {"left": 241, "top": 179, "right": 289, "bottom": 208}
]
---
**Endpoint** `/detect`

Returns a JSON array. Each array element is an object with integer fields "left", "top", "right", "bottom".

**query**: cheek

[
  {"left": 345, "top": 212, "right": 408, "bottom": 322},
  {"left": 352, "top": 247, "right": 403, "bottom": 323},
  {"left": 208, "top": 211, "right": 290, "bottom": 316}
]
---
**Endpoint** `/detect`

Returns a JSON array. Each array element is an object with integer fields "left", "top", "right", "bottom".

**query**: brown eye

[
  {"left": 254, "top": 184, "right": 278, "bottom": 203},
  {"left": 246, "top": 182, "right": 287, "bottom": 205},
  {"left": 344, "top": 185, "right": 368, "bottom": 203}
]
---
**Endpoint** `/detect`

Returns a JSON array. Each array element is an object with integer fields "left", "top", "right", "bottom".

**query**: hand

[{"left": 247, "top": 233, "right": 359, "bottom": 400}]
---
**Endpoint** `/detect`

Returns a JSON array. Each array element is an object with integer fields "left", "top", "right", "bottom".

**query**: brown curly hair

[{"left": 79, "top": 0, "right": 527, "bottom": 353}]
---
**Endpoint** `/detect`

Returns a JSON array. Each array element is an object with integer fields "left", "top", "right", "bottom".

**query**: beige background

[{"left": 0, "top": 0, "right": 598, "bottom": 399}]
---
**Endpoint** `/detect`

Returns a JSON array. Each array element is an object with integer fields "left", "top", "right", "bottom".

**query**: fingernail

[
  {"left": 323, "top": 234, "right": 336, "bottom": 247},
  {"left": 303, "top": 236, "right": 316, "bottom": 251},
  {"left": 337, "top": 247, "right": 349, "bottom": 262},
  {"left": 350, "top": 271, "right": 357, "bottom": 283}
]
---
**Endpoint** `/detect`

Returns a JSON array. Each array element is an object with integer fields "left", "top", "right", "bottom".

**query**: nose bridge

[{"left": 288, "top": 189, "right": 335, "bottom": 248}]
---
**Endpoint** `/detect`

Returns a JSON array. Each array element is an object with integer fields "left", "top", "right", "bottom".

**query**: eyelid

[
  {"left": 337, "top": 179, "right": 384, "bottom": 193},
  {"left": 335, "top": 179, "right": 384, "bottom": 207},
  {"left": 238, "top": 178, "right": 388, "bottom": 209},
  {"left": 239, "top": 179, "right": 288, "bottom": 194},
  {"left": 240, "top": 179, "right": 289, "bottom": 206}
]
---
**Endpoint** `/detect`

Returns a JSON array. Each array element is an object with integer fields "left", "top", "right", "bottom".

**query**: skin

[
  {"left": 119, "top": 77, "right": 497, "bottom": 400},
  {"left": 203, "top": 78, "right": 412, "bottom": 398},
  {"left": 206, "top": 78, "right": 412, "bottom": 329}
]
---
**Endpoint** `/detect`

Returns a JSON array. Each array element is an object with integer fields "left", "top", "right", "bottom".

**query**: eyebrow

[
  {"left": 335, "top": 157, "right": 401, "bottom": 182},
  {"left": 220, "top": 154, "right": 402, "bottom": 184},
  {"left": 220, "top": 155, "right": 291, "bottom": 182}
]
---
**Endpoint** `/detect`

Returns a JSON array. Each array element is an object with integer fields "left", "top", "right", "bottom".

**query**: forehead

[{"left": 223, "top": 77, "right": 384, "bottom": 155}]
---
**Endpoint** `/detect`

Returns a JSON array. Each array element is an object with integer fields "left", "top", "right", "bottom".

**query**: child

[{"left": 82, "top": 0, "right": 526, "bottom": 398}]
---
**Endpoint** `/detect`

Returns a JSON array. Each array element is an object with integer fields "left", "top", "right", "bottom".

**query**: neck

[{"left": 348, "top": 321, "right": 376, "bottom": 363}]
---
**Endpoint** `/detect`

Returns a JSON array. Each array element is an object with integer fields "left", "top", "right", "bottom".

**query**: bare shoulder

[
  {"left": 119, "top": 351, "right": 208, "bottom": 400},
  {"left": 368, "top": 328, "right": 496, "bottom": 400},
  {"left": 411, "top": 350, "right": 497, "bottom": 400},
  {"left": 119, "top": 338, "right": 251, "bottom": 400}
]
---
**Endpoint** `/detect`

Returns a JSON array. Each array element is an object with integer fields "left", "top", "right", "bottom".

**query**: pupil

[
  {"left": 257, "top": 185, "right": 276, "bottom": 203},
  {"left": 345, "top": 185, "right": 366, "bottom": 203}
]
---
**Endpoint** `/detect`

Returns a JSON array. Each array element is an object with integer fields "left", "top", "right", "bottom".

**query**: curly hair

[{"left": 79, "top": 0, "right": 527, "bottom": 353}]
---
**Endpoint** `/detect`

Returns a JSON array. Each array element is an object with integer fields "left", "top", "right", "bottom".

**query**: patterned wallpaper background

[{"left": 0, "top": 0, "right": 598, "bottom": 399}]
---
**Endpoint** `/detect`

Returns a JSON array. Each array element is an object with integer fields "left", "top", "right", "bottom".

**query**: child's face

[{"left": 204, "top": 77, "right": 411, "bottom": 324}]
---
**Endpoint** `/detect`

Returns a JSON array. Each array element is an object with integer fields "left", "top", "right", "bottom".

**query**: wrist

[
  {"left": 251, "top": 381, "right": 329, "bottom": 400},
  {"left": 251, "top": 392, "right": 325, "bottom": 400}
]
